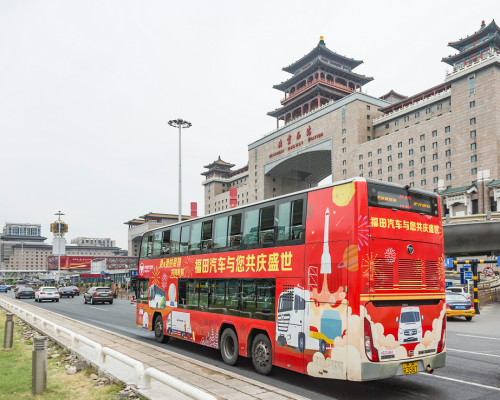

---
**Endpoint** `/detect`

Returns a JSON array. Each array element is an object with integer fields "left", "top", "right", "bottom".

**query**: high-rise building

[{"left": 0, "top": 223, "right": 45, "bottom": 269}]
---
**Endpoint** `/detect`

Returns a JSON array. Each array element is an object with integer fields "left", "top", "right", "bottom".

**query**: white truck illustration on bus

[
  {"left": 276, "top": 286, "right": 342, "bottom": 354},
  {"left": 166, "top": 311, "right": 193, "bottom": 340},
  {"left": 396, "top": 306, "right": 423, "bottom": 344}
]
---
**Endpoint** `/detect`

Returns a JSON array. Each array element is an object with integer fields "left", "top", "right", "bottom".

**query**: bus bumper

[{"left": 360, "top": 352, "right": 446, "bottom": 381}]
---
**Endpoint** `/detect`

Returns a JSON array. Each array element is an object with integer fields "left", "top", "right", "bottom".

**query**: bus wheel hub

[{"left": 255, "top": 342, "right": 269, "bottom": 365}]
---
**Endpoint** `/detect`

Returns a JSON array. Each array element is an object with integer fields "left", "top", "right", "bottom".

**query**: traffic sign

[
  {"left": 483, "top": 266, "right": 495, "bottom": 277},
  {"left": 445, "top": 281, "right": 453, "bottom": 288},
  {"left": 464, "top": 271, "right": 473, "bottom": 280},
  {"left": 445, "top": 258, "right": 454, "bottom": 269}
]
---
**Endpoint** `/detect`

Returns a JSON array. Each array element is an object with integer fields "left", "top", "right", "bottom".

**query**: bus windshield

[{"left": 367, "top": 182, "right": 439, "bottom": 216}]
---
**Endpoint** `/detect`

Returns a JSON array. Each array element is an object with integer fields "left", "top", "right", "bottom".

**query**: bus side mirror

[{"left": 396, "top": 317, "right": 399, "bottom": 323}]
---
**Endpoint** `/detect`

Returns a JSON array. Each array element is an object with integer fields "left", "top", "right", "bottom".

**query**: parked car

[
  {"left": 0, "top": 285, "right": 9, "bottom": 293},
  {"left": 35, "top": 287, "right": 60, "bottom": 302},
  {"left": 15, "top": 287, "right": 35, "bottom": 299},
  {"left": 68, "top": 286, "right": 80, "bottom": 296},
  {"left": 446, "top": 286, "right": 471, "bottom": 301},
  {"left": 83, "top": 287, "right": 113, "bottom": 305},
  {"left": 446, "top": 293, "right": 474, "bottom": 321},
  {"left": 14, "top": 285, "right": 29, "bottom": 293},
  {"left": 58, "top": 287, "right": 77, "bottom": 298}
]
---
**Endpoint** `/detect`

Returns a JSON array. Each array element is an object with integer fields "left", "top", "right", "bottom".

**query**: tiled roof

[
  {"left": 448, "top": 20, "right": 499, "bottom": 49},
  {"left": 486, "top": 179, "right": 500, "bottom": 187},
  {"left": 440, "top": 184, "right": 476, "bottom": 195}
]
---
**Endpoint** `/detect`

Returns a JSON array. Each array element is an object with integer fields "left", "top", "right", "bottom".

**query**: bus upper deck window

[
  {"left": 259, "top": 206, "right": 275, "bottom": 244},
  {"left": 162, "top": 230, "right": 171, "bottom": 255},
  {"left": 291, "top": 199, "right": 304, "bottom": 240},
  {"left": 214, "top": 216, "right": 228, "bottom": 248},
  {"left": 202, "top": 220, "right": 213, "bottom": 250},
  {"left": 152, "top": 232, "right": 162, "bottom": 256},
  {"left": 278, "top": 202, "right": 291, "bottom": 240},
  {"left": 141, "top": 235, "right": 153, "bottom": 258},
  {"left": 171, "top": 228, "right": 180, "bottom": 254},
  {"left": 243, "top": 209, "right": 259, "bottom": 245},
  {"left": 180, "top": 226, "right": 190, "bottom": 253},
  {"left": 229, "top": 214, "right": 242, "bottom": 247},
  {"left": 190, "top": 223, "right": 202, "bottom": 251}
]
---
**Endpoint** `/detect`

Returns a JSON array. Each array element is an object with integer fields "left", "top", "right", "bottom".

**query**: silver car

[{"left": 83, "top": 287, "right": 114, "bottom": 305}]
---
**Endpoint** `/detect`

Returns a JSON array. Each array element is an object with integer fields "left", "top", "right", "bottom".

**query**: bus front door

[{"left": 275, "top": 278, "right": 305, "bottom": 373}]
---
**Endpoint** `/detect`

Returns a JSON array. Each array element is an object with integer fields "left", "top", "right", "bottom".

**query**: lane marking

[
  {"left": 447, "top": 348, "right": 500, "bottom": 358},
  {"left": 419, "top": 373, "right": 500, "bottom": 391},
  {"left": 89, "top": 306, "right": 108, "bottom": 312},
  {"left": 456, "top": 334, "right": 500, "bottom": 341}
]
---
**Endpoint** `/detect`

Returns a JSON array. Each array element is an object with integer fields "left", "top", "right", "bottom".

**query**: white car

[
  {"left": 446, "top": 286, "right": 471, "bottom": 301},
  {"left": 35, "top": 286, "right": 60, "bottom": 302}
]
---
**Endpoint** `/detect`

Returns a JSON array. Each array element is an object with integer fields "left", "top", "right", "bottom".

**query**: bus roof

[{"left": 143, "top": 177, "right": 438, "bottom": 236}]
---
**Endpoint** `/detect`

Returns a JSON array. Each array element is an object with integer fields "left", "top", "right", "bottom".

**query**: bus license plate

[{"left": 402, "top": 361, "right": 418, "bottom": 375}]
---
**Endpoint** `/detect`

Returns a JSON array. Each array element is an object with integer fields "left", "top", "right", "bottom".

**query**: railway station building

[{"left": 203, "top": 21, "right": 500, "bottom": 218}]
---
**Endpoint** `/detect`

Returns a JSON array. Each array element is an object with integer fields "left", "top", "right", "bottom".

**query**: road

[{"left": 2, "top": 290, "right": 500, "bottom": 400}]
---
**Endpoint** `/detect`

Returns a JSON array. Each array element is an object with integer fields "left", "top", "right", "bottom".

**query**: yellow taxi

[{"left": 446, "top": 293, "right": 475, "bottom": 321}]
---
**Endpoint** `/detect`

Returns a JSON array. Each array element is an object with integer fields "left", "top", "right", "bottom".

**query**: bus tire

[
  {"left": 319, "top": 339, "right": 327, "bottom": 355},
  {"left": 220, "top": 328, "right": 238, "bottom": 366},
  {"left": 251, "top": 333, "right": 272, "bottom": 375},
  {"left": 298, "top": 332, "right": 305, "bottom": 353},
  {"left": 154, "top": 315, "right": 169, "bottom": 344}
]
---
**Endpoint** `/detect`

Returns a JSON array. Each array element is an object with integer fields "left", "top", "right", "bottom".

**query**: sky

[{"left": 0, "top": 0, "right": 497, "bottom": 250}]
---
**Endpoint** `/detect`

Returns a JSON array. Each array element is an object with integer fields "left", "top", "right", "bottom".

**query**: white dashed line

[
  {"left": 420, "top": 372, "right": 500, "bottom": 391},
  {"left": 447, "top": 348, "right": 500, "bottom": 358},
  {"left": 89, "top": 306, "right": 108, "bottom": 311}
]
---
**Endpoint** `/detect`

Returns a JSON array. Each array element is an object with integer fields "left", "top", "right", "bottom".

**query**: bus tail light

[
  {"left": 437, "top": 316, "right": 446, "bottom": 353},
  {"left": 364, "top": 318, "right": 379, "bottom": 362}
]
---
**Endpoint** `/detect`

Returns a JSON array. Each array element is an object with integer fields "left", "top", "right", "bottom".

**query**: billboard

[
  {"left": 47, "top": 256, "right": 138, "bottom": 270},
  {"left": 47, "top": 256, "right": 93, "bottom": 270}
]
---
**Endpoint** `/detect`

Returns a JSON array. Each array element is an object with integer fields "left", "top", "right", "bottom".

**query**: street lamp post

[
  {"left": 167, "top": 119, "right": 192, "bottom": 222},
  {"left": 55, "top": 211, "right": 65, "bottom": 283}
]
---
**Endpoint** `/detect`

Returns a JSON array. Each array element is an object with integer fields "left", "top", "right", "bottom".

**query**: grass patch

[{"left": 0, "top": 311, "right": 123, "bottom": 399}]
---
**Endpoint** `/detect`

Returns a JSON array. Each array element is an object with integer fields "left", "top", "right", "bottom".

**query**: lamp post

[
  {"left": 55, "top": 211, "right": 64, "bottom": 283},
  {"left": 167, "top": 119, "right": 192, "bottom": 222}
]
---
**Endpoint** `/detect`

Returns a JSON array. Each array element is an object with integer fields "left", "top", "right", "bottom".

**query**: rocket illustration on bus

[{"left": 276, "top": 208, "right": 342, "bottom": 354}]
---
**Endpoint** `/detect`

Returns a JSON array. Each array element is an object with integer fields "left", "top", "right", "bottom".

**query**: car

[
  {"left": 68, "top": 286, "right": 80, "bottom": 296},
  {"left": 15, "top": 287, "right": 35, "bottom": 299},
  {"left": 58, "top": 287, "right": 77, "bottom": 298},
  {"left": 0, "top": 285, "right": 9, "bottom": 293},
  {"left": 83, "top": 287, "right": 113, "bottom": 305},
  {"left": 35, "top": 287, "right": 60, "bottom": 302},
  {"left": 14, "top": 285, "right": 29, "bottom": 293},
  {"left": 446, "top": 293, "right": 475, "bottom": 321},
  {"left": 446, "top": 286, "right": 471, "bottom": 301}
]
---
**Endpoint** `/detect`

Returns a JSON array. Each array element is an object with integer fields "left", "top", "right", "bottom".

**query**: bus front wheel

[
  {"left": 220, "top": 328, "right": 238, "bottom": 366},
  {"left": 252, "top": 334, "right": 273, "bottom": 375},
  {"left": 154, "top": 316, "right": 170, "bottom": 344}
]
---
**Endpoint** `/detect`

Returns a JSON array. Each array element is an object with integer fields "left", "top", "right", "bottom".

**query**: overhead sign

[
  {"left": 445, "top": 258, "right": 454, "bottom": 269},
  {"left": 464, "top": 271, "right": 473, "bottom": 280}
]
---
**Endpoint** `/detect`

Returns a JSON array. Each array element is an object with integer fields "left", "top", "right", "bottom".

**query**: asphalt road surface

[{"left": 2, "top": 290, "right": 500, "bottom": 400}]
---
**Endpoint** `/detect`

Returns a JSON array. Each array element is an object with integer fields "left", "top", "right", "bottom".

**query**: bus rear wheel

[
  {"left": 154, "top": 316, "right": 169, "bottom": 344},
  {"left": 252, "top": 333, "right": 272, "bottom": 375},
  {"left": 220, "top": 328, "right": 238, "bottom": 366}
]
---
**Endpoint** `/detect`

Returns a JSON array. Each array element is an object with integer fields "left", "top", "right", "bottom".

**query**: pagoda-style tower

[
  {"left": 268, "top": 36, "right": 373, "bottom": 128},
  {"left": 201, "top": 156, "right": 235, "bottom": 180},
  {"left": 442, "top": 20, "right": 500, "bottom": 70}
]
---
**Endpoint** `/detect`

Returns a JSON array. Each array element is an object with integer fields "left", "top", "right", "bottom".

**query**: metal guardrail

[{"left": 0, "top": 298, "right": 216, "bottom": 400}]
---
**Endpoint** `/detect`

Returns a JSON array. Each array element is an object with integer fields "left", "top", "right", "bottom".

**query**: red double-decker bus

[{"left": 136, "top": 178, "right": 446, "bottom": 381}]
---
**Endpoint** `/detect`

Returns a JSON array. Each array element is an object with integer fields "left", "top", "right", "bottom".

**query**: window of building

[
  {"left": 470, "top": 118, "right": 476, "bottom": 125},
  {"left": 421, "top": 157, "right": 425, "bottom": 163},
  {"left": 359, "top": 164, "right": 363, "bottom": 170},
  {"left": 445, "top": 138, "right": 451, "bottom": 145},
  {"left": 398, "top": 152, "right": 402, "bottom": 159},
  {"left": 471, "top": 142, "right": 477, "bottom": 150},
  {"left": 446, "top": 174, "right": 451, "bottom": 180},
  {"left": 368, "top": 171, "right": 372, "bottom": 177},
  {"left": 385, "top": 124, "right": 389, "bottom": 129},
  {"left": 395, "top": 120, "right": 399, "bottom": 126},
  {"left": 409, "top": 149, "right": 414, "bottom": 155},
  {"left": 398, "top": 163, "right": 403, "bottom": 169},
  {"left": 399, "top": 174, "right": 403, "bottom": 180},
  {"left": 410, "top": 171, "right": 414, "bottom": 177},
  {"left": 368, "top": 152, "right": 372, "bottom": 157},
  {"left": 343, "top": 169, "right": 346, "bottom": 175},
  {"left": 446, "top": 162, "right": 451, "bottom": 168},
  {"left": 342, "top": 129, "right": 346, "bottom": 135},
  {"left": 420, "top": 145, "right": 425, "bottom": 152},
  {"left": 368, "top": 161, "right": 372, "bottom": 167},
  {"left": 387, "top": 145, "right": 392, "bottom": 151},
  {"left": 409, "top": 138, "right": 413, "bottom": 144},
  {"left": 367, "top": 115, "right": 370, "bottom": 120},
  {"left": 469, "top": 74, "right": 475, "bottom": 93},
  {"left": 378, "top": 148, "right": 382, "bottom": 154},
  {"left": 388, "top": 166, "right": 392, "bottom": 172},
  {"left": 378, "top": 159, "right": 382, "bottom": 164},
  {"left": 420, "top": 134, "right": 425, "bottom": 141},
  {"left": 342, "top": 148, "right": 346, "bottom": 153},
  {"left": 437, "top": 103, "right": 442, "bottom": 110},
  {"left": 367, "top": 105, "right": 371, "bottom": 110},
  {"left": 471, "top": 155, "right": 477, "bottom": 162},
  {"left": 426, "top": 108, "right": 431, "bottom": 114},
  {"left": 415, "top": 112, "right": 420, "bottom": 118},
  {"left": 432, "top": 130, "right": 437, "bottom": 137},
  {"left": 359, "top": 155, "right": 363, "bottom": 160},
  {"left": 446, "top": 150, "right": 451, "bottom": 157},
  {"left": 388, "top": 155, "right": 392, "bottom": 161},
  {"left": 433, "top": 165, "right": 438, "bottom": 172},
  {"left": 433, "top": 177, "right": 438, "bottom": 183},
  {"left": 398, "top": 142, "right": 402, "bottom": 148},
  {"left": 421, "top": 168, "right": 426, "bottom": 175},
  {"left": 409, "top": 160, "right": 414, "bottom": 166},
  {"left": 410, "top": 182, "right": 415, "bottom": 187},
  {"left": 343, "top": 160, "right": 346, "bottom": 165},
  {"left": 367, "top": 136, "right": 371, "bottom": 141},
  {"left": 472, "top": 168, "right": 477, "bottom": 175},
  {"left": 404, "top": 116, "right": 409, "bottom": 122},
  {"left": 470, "top": 130, "right": 476, "bottom": 138},
  {"left": 342, "top": 138, "right": 346, "bottom": 144},
  {"left": 378, "top": 169, "right": 382, "bottom": 175},
  {"left": 433, "top": 153, "right": 438, "bottom": 160},
  {"left": 470, "top": 101, "right": 475, "bottom": 108},
  {"left": 445, "top": 126, "right": 450, "bottom": 133},
  {"left": 388, "top": 177, "right": 392, "bottom": 182},
  {"left": 421, "top": 180, "right": 426, "bottom": 186}
]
